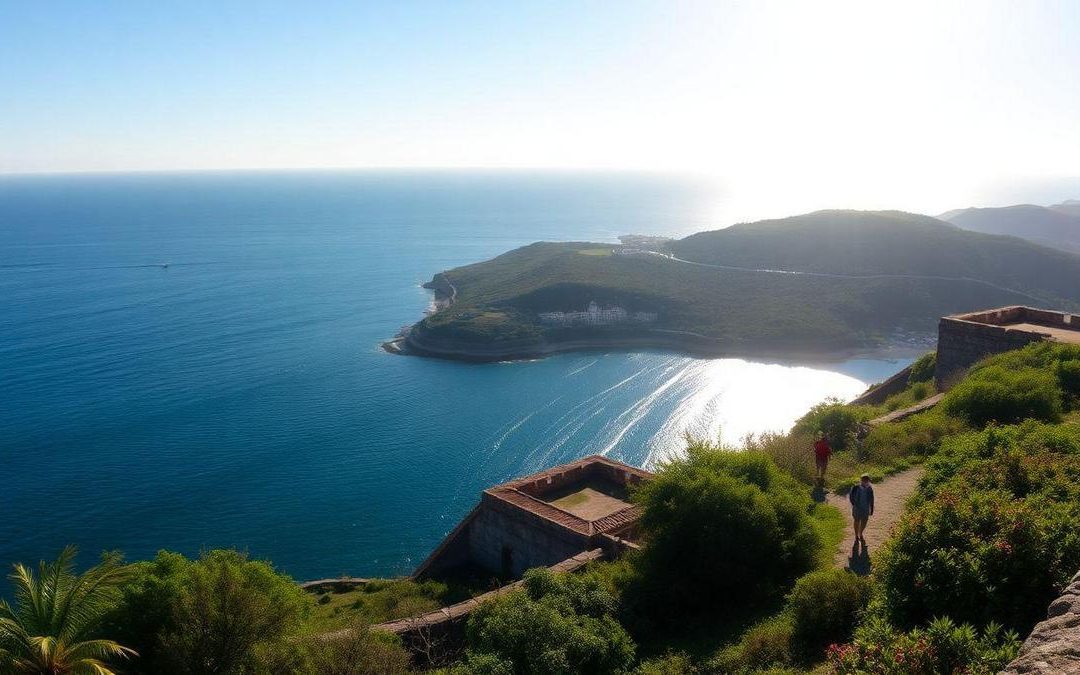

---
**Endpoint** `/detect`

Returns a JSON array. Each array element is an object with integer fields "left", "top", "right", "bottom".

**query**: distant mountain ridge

[
  {"left": 939, "top": 201, "right": 1080, "bottom": 253},
  {"left": 392, "top": 209, "right": 1080, "bottom": 362}
]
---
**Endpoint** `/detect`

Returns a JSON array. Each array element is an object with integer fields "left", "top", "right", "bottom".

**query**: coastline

[
  {"left": 382, "top": 271, "right": 932, "bottom": 365},
  {"left": 383, "top": 329, "right": 928, "bottom": 366}
]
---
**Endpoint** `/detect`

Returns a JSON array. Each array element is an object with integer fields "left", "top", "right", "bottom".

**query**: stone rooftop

[
  {"left": 945, "top": 306, "right": 1080, "bottom": 343},
  {"left": 936, "top": 306, "right": 1080, "bottom": 387},
  {"left": 413, "top": 455, "right": 651, "bottom": 580}
]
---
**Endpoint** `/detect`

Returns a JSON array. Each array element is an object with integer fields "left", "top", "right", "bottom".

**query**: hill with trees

[
  {"left": 939, "top": 202, "right": 1080, "bottom": 253},
  {"left": 397, "top": 210, "right": 1080, "bottom": 361}
]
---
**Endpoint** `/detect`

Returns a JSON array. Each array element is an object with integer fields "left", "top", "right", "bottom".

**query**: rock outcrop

[{"left": 1002, "top": 571, "right": 1080, "bottom": 674}]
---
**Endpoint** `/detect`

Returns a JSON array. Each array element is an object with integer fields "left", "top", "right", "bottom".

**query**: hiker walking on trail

[
  {"left": 813, "top": 432, "right": 832, "bottom": 483},
  {"left": 849, "top": 473, "right": 875, "bottom": 543}
]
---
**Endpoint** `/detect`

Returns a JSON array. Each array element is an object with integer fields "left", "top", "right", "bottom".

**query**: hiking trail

[{"left": 825, "top": 466, "right": 924, "bottom": 573}]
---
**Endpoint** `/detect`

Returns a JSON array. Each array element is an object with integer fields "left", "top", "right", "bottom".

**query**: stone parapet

[{"left": 934, "top": 306, "right": 1078, "bottom": 389}]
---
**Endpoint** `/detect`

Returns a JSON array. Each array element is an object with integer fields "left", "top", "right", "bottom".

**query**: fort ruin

[
  {"left": 935, "top": 306, "right": 1080, "bottom": 388},
  {"left": 413, "top": 454, "right": 650, "bottom": 581}
]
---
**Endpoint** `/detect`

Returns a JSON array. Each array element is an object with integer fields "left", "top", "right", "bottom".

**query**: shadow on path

[{"left": 846, "top": 540, "right": 871, "bottom": 576}]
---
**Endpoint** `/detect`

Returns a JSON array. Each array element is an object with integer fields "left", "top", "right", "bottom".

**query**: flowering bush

[
  {"left": 827, "top": 616, "right": 1019, "bottom": 675},
  {"left": 877, "top": 422, "right": 1080, "bottom": 632}
]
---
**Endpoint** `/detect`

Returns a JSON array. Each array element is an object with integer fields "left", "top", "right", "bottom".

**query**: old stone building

[
  {"left": 413, "top": 455, "right": 650, "bottom": 580},
  {"left": 935, "top": 306, "right": 1080, "bottom": 388}
]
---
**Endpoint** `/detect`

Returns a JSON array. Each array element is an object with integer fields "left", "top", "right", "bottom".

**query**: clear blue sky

[{"left": 2, "top": 0, "right": 1079, "bottom": 210}]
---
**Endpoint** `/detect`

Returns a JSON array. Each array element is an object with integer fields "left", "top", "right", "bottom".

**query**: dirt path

[{"left": 825, "top": 467, "right": 924, "bottom": 574}]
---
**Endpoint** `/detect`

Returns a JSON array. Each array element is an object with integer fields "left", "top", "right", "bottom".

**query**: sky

[{"left": 2, "top": 0, "right": 1079, "bottom": 213}]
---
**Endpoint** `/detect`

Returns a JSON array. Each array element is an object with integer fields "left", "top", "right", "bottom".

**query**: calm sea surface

[{"left": 0, "top": 171, "right": 910, "bottom": 579}]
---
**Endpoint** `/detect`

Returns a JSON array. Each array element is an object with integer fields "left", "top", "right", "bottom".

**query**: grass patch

[
  {"left": 577, "top": 247, "right": 613, "bottom": 256},
  {"left": 810, "top": 502, "right": 845, "bottom": 566},
  {"left": 306, "top": 578, "right": 464, "bottom": 632}
]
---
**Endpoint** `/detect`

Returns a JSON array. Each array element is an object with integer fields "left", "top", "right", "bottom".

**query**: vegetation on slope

[
  {"left": 940, "top": 203, "right": 1080, "bottom": 253},
  {"left": 411, "top": 210, "right": 1080, "bottom": 357},
  {"left": 456, "top": 342, "right": 1080, "bottom": 673},
  {"left": 671, "top": 210, "right": 1080, "bottom": 301},
  {"left": 9, "top": 343, "right": 1080, "bottom": 674}
]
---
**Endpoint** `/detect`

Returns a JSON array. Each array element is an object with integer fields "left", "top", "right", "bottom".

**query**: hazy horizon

[{"left": 3, "top": 1, "right": 1079, "bottom": 215}]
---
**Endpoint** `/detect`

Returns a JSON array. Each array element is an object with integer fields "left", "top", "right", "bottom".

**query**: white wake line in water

[
  {"left": 598, "top": 362, "right": 696, "bottom": 458},
  {"left": 540, "top": 360, "right": 671, "bottom": 435},
  {"left": 523, "top": 359, "right": 680, "bottom": 470},
  {"left": 565, "top": 358, "right": 599, "bottom": 376},
  {"left": 643, "top": 364, "right": 723, "bottom": 467},
  {"left": 532, "top": 402, "right": 615, "bottom": 470}
]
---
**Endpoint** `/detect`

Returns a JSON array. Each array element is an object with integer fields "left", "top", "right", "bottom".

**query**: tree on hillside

[
  {"left": 627, "top": 442, "right": 823, "bottom": 624},
  {"left": 0, "top": 546, "right": 136, "bottom": 675},
  {"left": 104, "top": 549, "right": 311, "bottom": 674}
]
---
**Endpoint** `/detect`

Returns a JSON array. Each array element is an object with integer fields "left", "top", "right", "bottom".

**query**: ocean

[{"left": 0, "top": 171, "right": 910, "bottom": 580}]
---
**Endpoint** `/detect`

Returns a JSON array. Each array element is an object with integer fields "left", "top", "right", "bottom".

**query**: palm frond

[
  {"left": 2, "top": 547, "right": 136, "bottom": 674},
  {"left": 63, "top": 638, "right": 137, "bottom": 662}
]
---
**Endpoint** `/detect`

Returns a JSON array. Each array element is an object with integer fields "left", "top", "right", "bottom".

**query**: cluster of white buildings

[{"left": 538, "top": 301, "right": 657, "bottom": 327}]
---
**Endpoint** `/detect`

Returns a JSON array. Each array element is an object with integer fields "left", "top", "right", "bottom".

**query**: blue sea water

[{"left": 0, "top": 171, "right": 909, "bottom": 580}]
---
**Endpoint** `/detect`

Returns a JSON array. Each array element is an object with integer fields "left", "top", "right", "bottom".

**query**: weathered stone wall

[
  {"left": 935, "top": 306, "right": 1080, "bottom": 389},
  {"left": 413, "top": 506, "right": 480, "bottom": 579},
  {"left": 850, "top": 364, "right": 914, "bottom": 406},
  {"left": 512, "top": 460, "right": 647, "bottom": 498},
  {"left": 467, "top": 496, "right": 589, "bottom": 578},
  {"left": 378, "top": 549, "right": 606, "bottom": 667},
  {"left": 1002, "top": 570, "right": 1080, "bottom": 674},
  {"left": 935, "top": 316, "right": 1044, "bottom": 389}
]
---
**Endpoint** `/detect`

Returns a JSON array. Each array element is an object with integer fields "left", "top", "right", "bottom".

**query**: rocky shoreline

[
  {"left": 384, "top": 326, "right": 927, "bottom": 365},
  {"left": 381, "top": 272, "right": 933, "bottom": 364}
]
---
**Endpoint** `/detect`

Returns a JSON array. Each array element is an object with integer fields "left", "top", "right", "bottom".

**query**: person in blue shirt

[{"left": 848, "top": 473, "right": 875, "bottom": 543}]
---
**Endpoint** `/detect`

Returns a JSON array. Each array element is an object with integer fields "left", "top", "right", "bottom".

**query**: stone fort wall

[{"left": 935, "top": 307, "right": 1077, "bottom": 389}]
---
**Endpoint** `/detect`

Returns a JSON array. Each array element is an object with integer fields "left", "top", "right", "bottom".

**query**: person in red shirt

[{"left": 813, "top": 432, "right": 832, "bottom": 484}]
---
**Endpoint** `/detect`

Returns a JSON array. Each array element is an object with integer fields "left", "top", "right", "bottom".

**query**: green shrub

[
  {"left": 941, "top": 364, "right": 1062, "bottom": 426},
  {"left": 283, "top": 625, "right": 411, "bottom": 675},
  {"left": 1058, "top": 359, "right": 1080, "bottom": 399},
  {"left": 907, "top": 352, "right": 936, "bottom": 384},
  {"left": 877, "top": 423, "right": 1080, "bottom": 632},
  {"left": 828, "top": 616, "right": 1019, "bottom": 675},
  {"left": 793, "top": 399, "right": 870, "bottom": 451},
  {"left": 632, "top": 651, "right": 698, "bottom": 674},
  {"left": 104, "top": 549, "right": 312, "bottom": 674},
  {"left": 862, "top": 410, "right": 965, "bottom": 463},
  {"left": 629, "top": 443, "right": 822, "bottom": 621},
  {"left": 787, "top": 569, "right": 871, "bottom": 658},
  {"left": 463, "top": 568, "right": 636, "bottom": 674},
  {"left": 742, "top": 431, "right": 815, "bottom": 485},
  {"left": 707, "top": 614, "right": 794, "bottom": 674}
]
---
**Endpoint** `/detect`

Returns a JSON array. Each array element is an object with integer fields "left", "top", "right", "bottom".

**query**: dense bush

[
  {"left": 629, "top": 443, "right": 823, "bottom": 621},
  {"left": 462, "top": 567, "right": 635, "bottom": 674},
  {"left": 792, "top": 399, "right": 869, "bottom": 451},
  {"left": 742, "top": 431, "right": 815, "bottom": 485},
  {"left": 877, "top": 422, "right": 1080, "bottom": 633},
  {"left": 827, "top": 616, "right": 1019, "bottom": 675},
  {"left": 292, "top": 625, "right": 411, "bottom": 675},
  {"left": 862, "top": 410, "right": 965, "bottom": 463},
  {"left": 907, "top": 351, "right": 936, "bottom": 384},
  {"left": 1058, "top": 358, "right": 1080, "bottom": 400},
  {"left": 787, "top": 569, "right": 871, "bottom": 658},
  {"left": 941, "top": 364, "right": 1062, "bottom": 426},
  {"left": 104, "top": 549, "right": 312, "bottom": 674},
  {"left": 632, "top": 651, "right": 697, "bottom": 674},
  {"left": 708, "top": 613, "right": 795, "bottom": 674}
]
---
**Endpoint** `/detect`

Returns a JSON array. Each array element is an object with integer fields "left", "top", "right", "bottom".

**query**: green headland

[{"left": 389, "top": 210, "right": 1080, "bottom": 361}]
